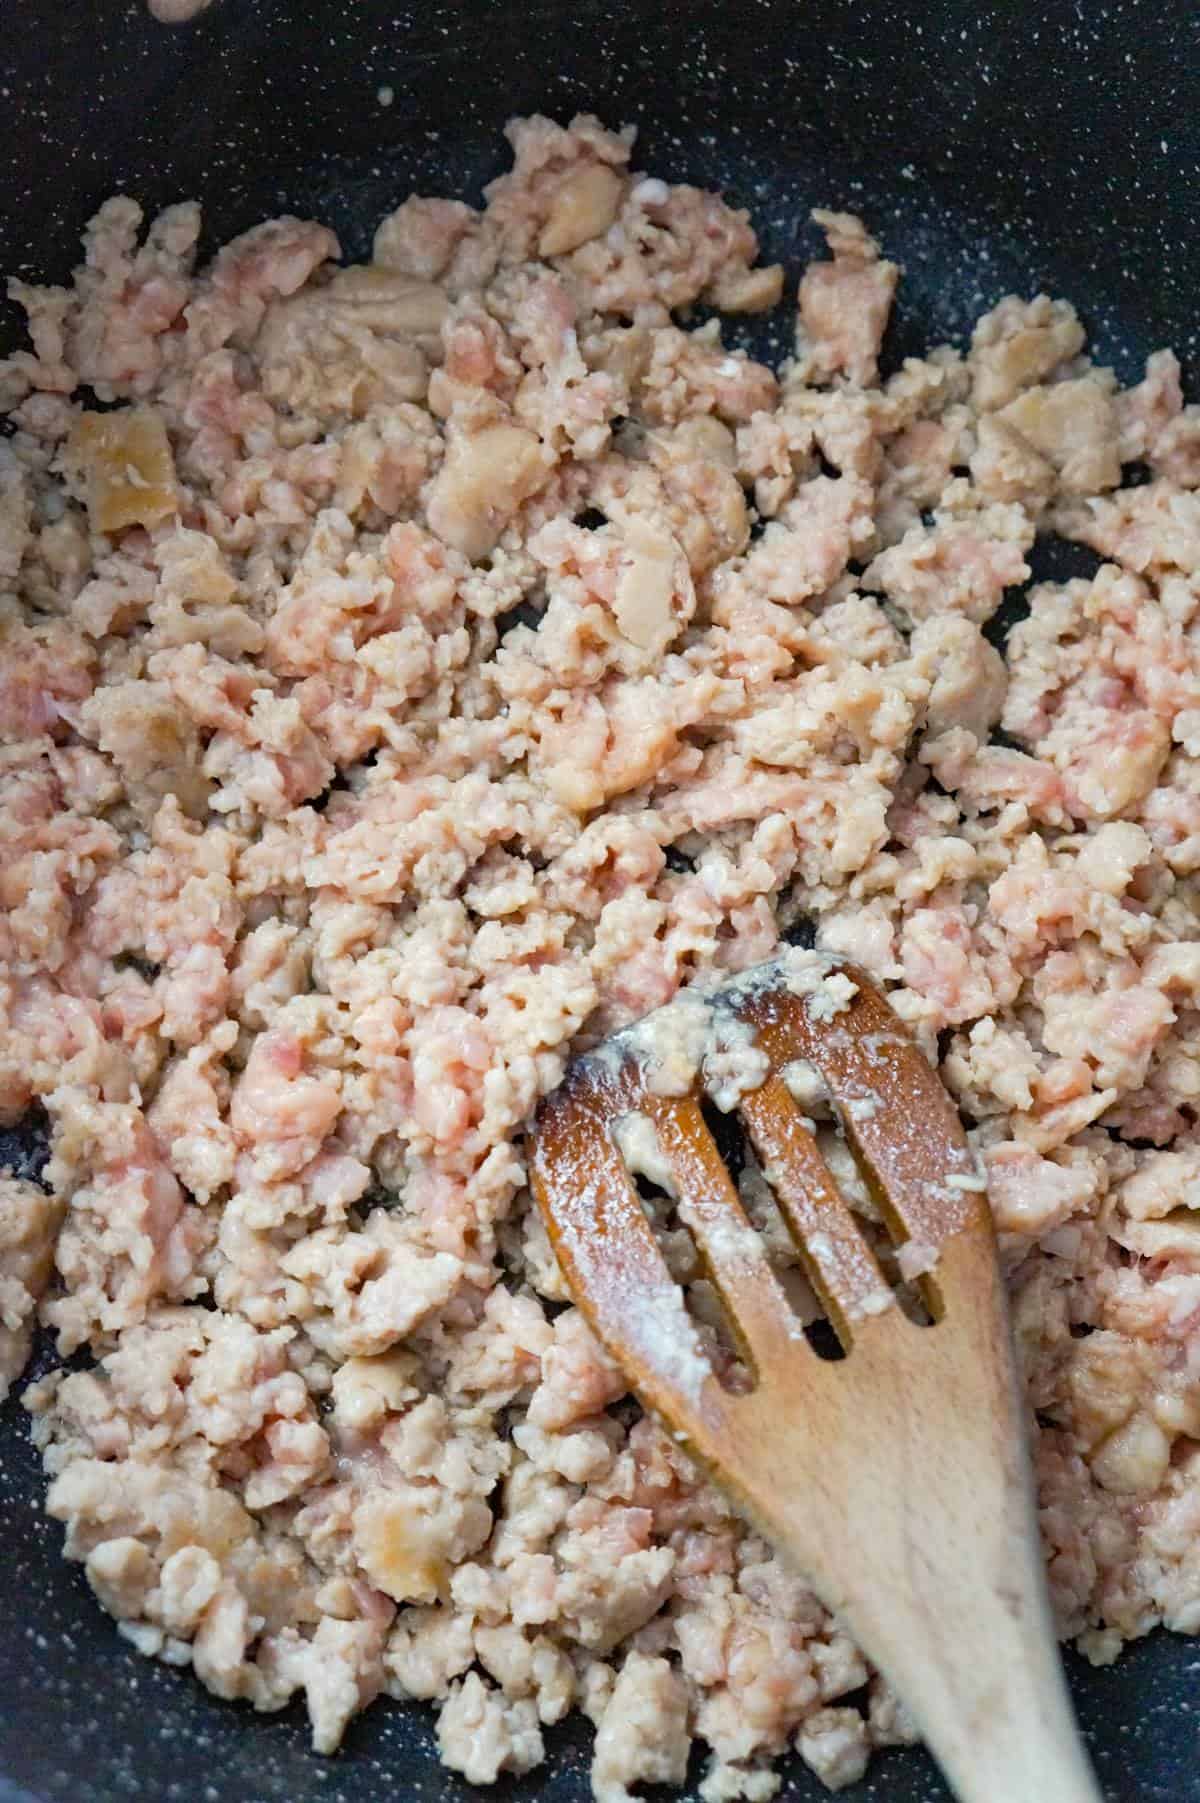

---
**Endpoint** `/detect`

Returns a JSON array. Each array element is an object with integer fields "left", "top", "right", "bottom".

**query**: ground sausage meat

[{"left": 3, "top": 113, "right": 1200, "bottom": 1800}]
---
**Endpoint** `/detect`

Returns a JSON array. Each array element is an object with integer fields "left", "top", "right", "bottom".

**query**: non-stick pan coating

[{"left": 1, "top": 2, "right": 1198, "bottom": 1798}]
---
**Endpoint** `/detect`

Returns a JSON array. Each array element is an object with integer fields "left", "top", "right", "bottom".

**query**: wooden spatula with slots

[{"left": 530, "top": 955, "right": 1103, "bottom": 1803}]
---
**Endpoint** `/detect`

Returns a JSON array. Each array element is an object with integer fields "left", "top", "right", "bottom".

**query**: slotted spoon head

[{"left": 530, "top": 953, "right": 1102, "bottom": 1803}]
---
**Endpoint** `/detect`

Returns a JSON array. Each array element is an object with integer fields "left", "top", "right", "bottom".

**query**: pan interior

[{"left": 0, "top": 2, "right": 1197, "bottom": 1800}]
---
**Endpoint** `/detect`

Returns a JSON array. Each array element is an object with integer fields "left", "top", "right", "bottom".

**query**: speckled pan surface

[{"left": 0, "top": 0, "right": 1198, "bottom": 1798}]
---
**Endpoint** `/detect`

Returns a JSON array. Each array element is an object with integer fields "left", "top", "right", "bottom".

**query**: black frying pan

[{"left": 1, "top": 2, "right": 1198, "bottom": 1798}]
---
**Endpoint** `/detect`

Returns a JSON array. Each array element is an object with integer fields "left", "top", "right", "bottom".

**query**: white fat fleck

[
  {"left": 702, "top": 1013, "right": 769, "bottom": 1113},
  {"left": 626, "top": 990, "right": 713, "bottom": 1097},
  {"left": 633, "top": 1282, "right": 710, "bottom": 1403},
  {"left": 779, "top": 948, "right": 859, "bottom": 1021},
  {"left": 612, "top": 1112, "right": 678, "bottom": 1196},
  {"left": 844, "top": 1091, "right": 883, "bottom": 1123},
  {"left": 377, "top": 85, "right": 396, "bottom": 107},
  {"left": 896, "top": 1240, "right": 939, "bottom": 1283},
  {"left": 677, "top": 1197, "right": 762, "bottom": 1272},
  {"left": 944, "top": 1170, "right": 988, "bottom": 1193},
  {"left": 780, "top": 1058, "right": 829, "bottom": 1111},
  {"left": 632, "top": 177, "right": 670, "bottom": 206},
  {"left": 855, "top": 1288, "right": 894, "bottom": 1319}
]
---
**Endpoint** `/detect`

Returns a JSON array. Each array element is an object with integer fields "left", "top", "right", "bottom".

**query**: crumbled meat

[
  {"left": 592, "top": 1653, "right": 690, "bottom": 1802},
  {"left": 795, "top": 210, "right": 898, "bottom": 388},
  {"left": 255, "top": 266, "right": 449, "bottom": 423},
  {"left": 969, "top": 295, "right": 1086, "bottom": 412},
  {"left": 437, "top": 1671, "right": 544, "bottom": 1784},
  {"left": 0, "top": 1174, "right": 62, "bottom": 1400},
  {"left": 3, "top": 109, "right": 1199, "bottom": 1801}
]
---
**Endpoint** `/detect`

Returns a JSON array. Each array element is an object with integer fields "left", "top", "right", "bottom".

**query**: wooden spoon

[{"left": 530, "top": 955, "right": 1103, "bottom": 1803}]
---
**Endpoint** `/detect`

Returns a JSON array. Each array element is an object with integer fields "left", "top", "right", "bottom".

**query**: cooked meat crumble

[{"left": 2, "top": 113, "right": 1200, "bottom": 1798}]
